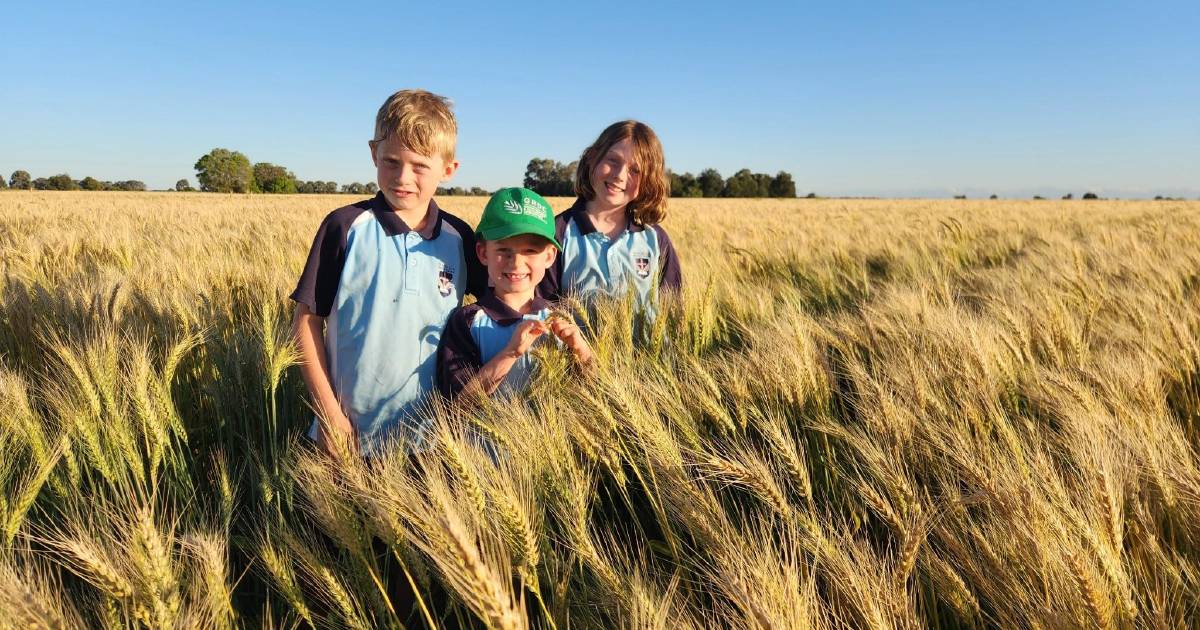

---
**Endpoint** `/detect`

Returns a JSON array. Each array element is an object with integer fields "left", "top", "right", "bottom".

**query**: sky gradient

[{"left": 2, "top": 1, "right": 1197, "bottom": 198}]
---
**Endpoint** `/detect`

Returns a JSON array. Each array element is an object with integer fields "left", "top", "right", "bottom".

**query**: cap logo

[{"left": 503, "top": 198, "right": 547, "bottom": 220}]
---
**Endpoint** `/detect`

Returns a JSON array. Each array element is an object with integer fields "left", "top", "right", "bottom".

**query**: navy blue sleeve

[
  {"left": 653, "top": 224, "right": 682, "bottom": 293},
  {"left": 436, "top": 306, "right": 482, "bottom": 400},
  {"left": 439, "top": 210, "right": 489, "bottom": 299},
  {"left": 460, "top": 225, "right": 489, "bottom": 299},
  {"left": 291, "top": 208, "right": 355, "bottom": 317},
  {"left": 536, "top": 212, "right": 569, "bottom": 301}
]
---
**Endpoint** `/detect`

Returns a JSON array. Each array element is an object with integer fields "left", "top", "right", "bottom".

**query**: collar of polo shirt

[
  {"left": 475, "top": 291, "right": 551, "bottom": 327},
  {"left": 565, "top": 198, "right": 646, "bottom": 235},
  {"left": 368, "top": 192, "right": 443, "bottom": 240}
]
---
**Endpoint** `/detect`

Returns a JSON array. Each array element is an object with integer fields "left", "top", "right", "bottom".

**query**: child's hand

[
  {"left": 316, "top": 411, "right": 358, "bottom": 459},
  {"left": 548, "top": 317, "right": 594, "bottom": 365},
  {"left": 504, "top": 319, "right": 548, "bottom": 356}
]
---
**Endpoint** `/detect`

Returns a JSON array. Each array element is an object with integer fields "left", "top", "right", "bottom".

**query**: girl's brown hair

[{"left": 573, "top": 120, "right": 668, "bottom": 225}]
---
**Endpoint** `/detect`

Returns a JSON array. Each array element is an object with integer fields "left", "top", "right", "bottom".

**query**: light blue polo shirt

[
  {"left": 537, "top": 198, "right": 682, "bottom": 316},
  {"left": 291, "top": 193, "right": 486, "bottom": 453},
  {"left": 436, "top": 294, "right": 553, "bottom": 399}
]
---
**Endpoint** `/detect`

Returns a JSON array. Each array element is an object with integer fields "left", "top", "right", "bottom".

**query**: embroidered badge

[
  {"left": 634, "top": 257, "right": 651, "bottom": 278},
  {"left": 438, "top": 268, "right": 455, "bottom": 297}
]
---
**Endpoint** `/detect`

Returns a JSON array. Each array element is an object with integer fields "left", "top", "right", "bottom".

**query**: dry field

[{"left": 1, "top": 191, "right": 1199, "bottom": 628}]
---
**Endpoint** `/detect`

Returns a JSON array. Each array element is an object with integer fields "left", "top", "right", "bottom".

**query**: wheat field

[{"left": 1, "top": 191, "right": 1198, "bottom": 629}]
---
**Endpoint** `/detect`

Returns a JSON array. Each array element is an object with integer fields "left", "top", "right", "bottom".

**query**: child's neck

[
  {"left": 584, "top": 199, "right": 628, "bottom": 239},
  {"left": 493, "top": 288, "right": 538, "bottom": 314},
  {"left": 392, "top": 202, "right": 432, "bottom": 233}
]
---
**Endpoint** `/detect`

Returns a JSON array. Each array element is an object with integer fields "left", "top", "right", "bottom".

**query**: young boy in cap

[
  {"left": 291, "top": 89, "right": 485, "bottom": 456},
  {"left": 437, "top": 188, "right": 593, "bottom": 400}
]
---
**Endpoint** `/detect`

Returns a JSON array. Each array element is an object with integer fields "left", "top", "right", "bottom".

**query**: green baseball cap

[{"left": 476, "top": 187, "right": 561, "bottom": 250}]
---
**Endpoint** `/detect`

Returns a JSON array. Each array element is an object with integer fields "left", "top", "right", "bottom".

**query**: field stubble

[{"left": 1, "top": 191, "right": 1199, "bottom": 628}]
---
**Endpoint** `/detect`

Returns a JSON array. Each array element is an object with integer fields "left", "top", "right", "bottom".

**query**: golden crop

[{"left": 1, "top": 191, "right": 1199, "bottom": 628}]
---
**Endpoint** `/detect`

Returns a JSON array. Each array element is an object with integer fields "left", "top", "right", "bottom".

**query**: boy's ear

[
  {"left": 368, "top": 140, "right": 379, "bottom": 166},
  {"left": 475, "top": 241, "right": 488, "bottom": 265},
  {"left": 442, "top": 159, "right": 460, "bottom": 182},
  {"left": 544, "top": 246, "right": 558, "bottom": 267}
]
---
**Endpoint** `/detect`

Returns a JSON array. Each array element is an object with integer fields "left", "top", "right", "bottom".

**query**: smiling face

[
  {"left": 477, "top": 234, "right": 557, "bottom": 297},
  {"left": 370, "top": 135, "right": 458, "bottom": 213},
  {"left": 589, "top": 137, "right": 642, "bottom": 211}
]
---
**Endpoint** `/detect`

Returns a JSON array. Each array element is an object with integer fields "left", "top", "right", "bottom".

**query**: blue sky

[{"left": 2, "top": 1, "right": 1197, "bottom": 197}]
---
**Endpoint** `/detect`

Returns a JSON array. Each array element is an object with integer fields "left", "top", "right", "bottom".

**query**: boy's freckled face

[
  {"left": 591, "top": 137, "right": 641, "bottom": 208},
  {"left": 477, "top": 234, "right": 557, "bottom": 295},
  {"left": 369, "top": 135, "right": 458, "bottom": 213}
]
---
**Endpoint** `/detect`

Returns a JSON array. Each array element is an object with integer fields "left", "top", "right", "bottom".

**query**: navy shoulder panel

[
  {"left": 439, "top": 210, "right": 487, "bottom": 299},
  {"left": 290, "top": 202, "right": 373, "bottom": 317}
]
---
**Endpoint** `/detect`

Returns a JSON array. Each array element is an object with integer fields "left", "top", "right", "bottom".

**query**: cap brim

[{"left": 478, "top": 225, "right": 562, "bottom": 250}]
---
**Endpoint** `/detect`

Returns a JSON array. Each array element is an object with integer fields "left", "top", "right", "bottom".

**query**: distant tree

[
  {"left": 0, "top": 176, "right": 6, "bottom": 190},
  {"left": 341, "top": 182, "right": 368, "bottom": 195},
  {"left": 697, "top": 168, "right": 724, "bottom": 198},
  {"left": 769, "top": 171, "right": 797, "bottom": 198},
  {"left": 80, "top": 176, "right": 105, "bottom": 191},
  {"left": 1082, "top": 192, "right": 1099, "bottom": 200},
  {"left": 1033, "top": 195, "right": 1045, "bottom": 200},
  {"left": 753, "top": 173, "right": 773, "bottom": 197},
  {"left": 524, "top": 158, "right": 557, "bottom": 195},
  {"left": 553, "top": 160, "right": 578, "bottom": 195},
  {"left": 365, "top": 182, "right": 378, "bottom": 194},
  {"left": 953, "top": 194, "right": 967, "bottom": 200},
  {"left": 469, "top": 186, "right": 489, "bottom": 196},
  {"left": 722, "top": 169, "right": 761, "bottom": 197},
  {"left": 298, "top": 180, "right": 338, "bottom": 194},
  {"left": 39, "top": 174, "right": 79, "bottom": 190},
  {"left": 195, "top": 148, "right": 254, "bottom": 193},
  {"left": 668, "top": 170, "right": 702, "bottom": 197},
  {"left": 252, "top": 162, "right": 297, "bottom": 194},
  {"left": 1061, "top": 193, "right": 1073, "bottom": 200},
  {"left": 175, "top": 179, "right": 194, "bottom": 192},
  {"left": 32, "top": 178, "right": 49, "bottom": 190},
  {"left": 805, "top": 192, "right": 818, "bottom": 199},
  {"left": 667, "top": 170, "right": 682, "bottom": 197},
  {"left": 9, "top": 170, "right": 32, "bottom": 190},
  {"left": 523, "top": 158, "right": 576, "bottom": 196},
  {"left": 108, "top": 180, "right": 146, "bottom": 191},
  {"left": 989, "top": 194, "right": 999, "bottom": 200}
]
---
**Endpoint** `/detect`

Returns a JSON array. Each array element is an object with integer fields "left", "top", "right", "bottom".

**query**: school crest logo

[
  {"left": 437, "top": 268, "right": 454, "bottom": 297},
  {"left": 634, "top": 257, "right": 651, "bottom": 279}
]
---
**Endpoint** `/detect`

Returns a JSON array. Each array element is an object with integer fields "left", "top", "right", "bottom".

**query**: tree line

[
  {"left": 191, "top": 148, "right": 381, "bottom": 195},
  {"left": 4, "top": 170, "right": 146, "bottom": 191},
  {"left": 523, "top": 158, "right": 798, "bottom": 198}
]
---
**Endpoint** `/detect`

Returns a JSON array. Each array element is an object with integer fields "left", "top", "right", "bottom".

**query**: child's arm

[
  {"left": 293, "top": 304, "right": 355, "bottom": 457},
  {"left": 468, "top": 320, "right": 548, "bottom": 395},
  {"left": 548, "top": 317, "right": 595, "bottom": 368},
  {"left": 652, "top": 225, "right": 683, "bottom": 292}
]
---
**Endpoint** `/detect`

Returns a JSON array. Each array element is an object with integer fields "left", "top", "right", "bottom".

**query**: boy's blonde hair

[
  {"left": 372, "top": 89, "right": 457, "bottom": 163},
  {"left": 574, "top": 120, "right": 669, "bottom": 225}
]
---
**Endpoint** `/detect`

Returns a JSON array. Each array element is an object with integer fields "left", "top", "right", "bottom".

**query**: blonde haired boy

[{"left": 292, "top": 89, "right": 485, "bottom": 456}]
